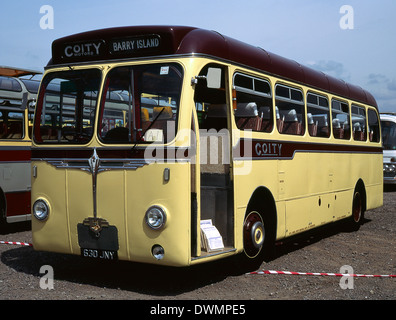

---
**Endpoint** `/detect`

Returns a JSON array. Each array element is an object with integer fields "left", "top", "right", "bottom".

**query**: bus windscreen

[
  {"left": 99, "top": 63, "right": 182, "bottom": 144},
  {"left": 34, "top": 69, "right": 101, "bottom": 144}
]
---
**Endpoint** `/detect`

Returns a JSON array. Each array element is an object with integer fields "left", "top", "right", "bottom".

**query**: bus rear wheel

[
  {"left": 243, "top": 211, "right": 265, "bottom": 259},
  {"left": 353, "top": 192, "right": 362, "bottom": 223},
  {"left": 350, "top": 190, "right": 364, "bottom": 230}
]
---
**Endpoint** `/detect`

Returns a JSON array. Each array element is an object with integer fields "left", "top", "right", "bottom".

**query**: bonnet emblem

[{"left": 85, "top": 148, "right": 109, "bottom": 237}]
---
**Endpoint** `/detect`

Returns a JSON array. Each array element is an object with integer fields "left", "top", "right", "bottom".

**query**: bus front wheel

[{"left": 243, "top": 211, "right": 265, "bottom": 259}]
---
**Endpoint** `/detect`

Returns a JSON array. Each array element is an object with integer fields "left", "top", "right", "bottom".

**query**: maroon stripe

[
  {"left": 235, "top": 139, "right": 383, "bottom": 159},
  {"left": 32, "top": 141, "right": 382, "bottom": 161},
  {"left": 5, "top": 191, "right": 31, "bottom": 217},
  {"left": 0, "top": 149, "right": 31, "bottom": 162}
]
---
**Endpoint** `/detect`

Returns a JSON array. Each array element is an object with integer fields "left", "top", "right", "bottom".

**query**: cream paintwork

[{"left": 32, "top": 58, "right": 383, "bottom": 267}]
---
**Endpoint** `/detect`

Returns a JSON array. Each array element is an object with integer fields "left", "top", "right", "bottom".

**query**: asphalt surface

[{"left": 0, "top": 186, "right": 395, "bottom": 307}]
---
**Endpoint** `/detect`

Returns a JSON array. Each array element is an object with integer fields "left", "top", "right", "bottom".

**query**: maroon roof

[{"left": 49, "top": 26, "right": 377, "bottom": 108}]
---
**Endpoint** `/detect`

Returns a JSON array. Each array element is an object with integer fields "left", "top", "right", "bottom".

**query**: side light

[
  {"left": 33, "top": 199, "right": 50, "bottom": 221},
  {"left": 145, "top": 206, "right": 167, "bottom": 230}
]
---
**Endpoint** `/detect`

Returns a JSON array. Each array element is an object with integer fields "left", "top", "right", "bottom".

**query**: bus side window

[
  {"left": 0, "top": 111, "right": 24, "bottom": 139},
  {"left": 307, "top": 92, "right": 330, "bottom": 138},
  {"left": 331, "top": 99, "right": 351, "bottom": 140},
  {"left": 275, "top": 84, "right": 304, "bottom": 135},
  {"left": 352, "top": 104, "right": 367, "bottom": 141},
  {"left": 6, "top": 112, "right": 24, "bottom": 139},
  {"left": 233, "top": 73, "right": 273, "bottom": 133},
  {"left": 368, "top": 108, "right": 380, "bottom": 143}
]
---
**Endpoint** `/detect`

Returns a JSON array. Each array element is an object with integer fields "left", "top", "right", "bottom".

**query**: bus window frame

[
  {"left": 275, "top": 83, "right": 305, "bottom": 136},
  {"left": 98, "top": 63, "right": 184, "bottom": 145},
  {"left": 306, "top": 91, "right": 330, "bottom": 138},
  {"left": 351, "top": 103, "right": 367, "bottom": 142},
  {"left": 0, "top": 107, "right": 26, "bottom": 140},
  {"left": 33, "top": 68, "right": 102, "bottom": 145},
  {"left": 367, "top": 107, "right": 381, "bottom": 143},
  {"left": 232, "top": 72, "right": 273, "bottom": 133},
  {"left": 331, "top": 98, "right": 351, "bottom": 140}
]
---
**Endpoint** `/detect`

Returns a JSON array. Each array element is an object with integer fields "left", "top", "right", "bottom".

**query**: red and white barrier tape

[
  {"left": 0, "top": 240, "right": 32, "bottom": 247},
  {"left": 249, "top": 270, "right": 396, "bottom": 278}
]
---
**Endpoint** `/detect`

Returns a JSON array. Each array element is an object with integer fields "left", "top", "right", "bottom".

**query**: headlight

[
  {"left": 33, "top": 199, "right": 50, "bottom": 221},
  {"left": 384, "top": 164, "right": 396, "bottom": 173},
  {"left": 145, "top": 206, "right": 167, "bottom": 230}
]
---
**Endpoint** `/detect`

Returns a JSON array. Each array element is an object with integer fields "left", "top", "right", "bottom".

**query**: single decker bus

[
  {"left": 31, "top": 26, "right": 383, "bottom": 266},
  {"left": 0, "top": 66, "right": 40, "bottom": 226}
]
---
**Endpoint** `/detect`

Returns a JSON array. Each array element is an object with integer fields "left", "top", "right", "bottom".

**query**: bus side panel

[
  {"left": 282, "top": 152, "right": 334, "bottom": 236},
  {"left": 347, "top": 153, "right": 383, "bottom": 211},
  {"left": 332, "top": 189, "right": 352, "bottom": 221},
  {"left": 366, "top": 153, "right": 383, "bottom": 210},
  {"left": 233, "top": 159, "right": 280, "bottom": 251}
]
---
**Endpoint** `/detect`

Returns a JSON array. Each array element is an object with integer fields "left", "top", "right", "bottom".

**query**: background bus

[
  {"left": 31, "top": 26, "right": 382, "bottom": 267},
  {"left": 381, "top": 113, "right": 396, "bottom": 185},
  {"left": 0, "top": 66, "right": 41, "bottom": 227}
]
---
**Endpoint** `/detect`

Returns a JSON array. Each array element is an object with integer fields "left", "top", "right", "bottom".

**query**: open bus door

[{"left": 191, "top": 64, "right": 235, "bottom": 260}]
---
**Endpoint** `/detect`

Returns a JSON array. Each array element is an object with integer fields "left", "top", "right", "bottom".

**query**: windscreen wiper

[{"left": 130, "top": 107, "right": 165, "bottom": 154}]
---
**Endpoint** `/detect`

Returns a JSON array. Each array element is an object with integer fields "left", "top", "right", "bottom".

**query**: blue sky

[{"left": 1, "top": 0, "right": 395, "bottom": 112}]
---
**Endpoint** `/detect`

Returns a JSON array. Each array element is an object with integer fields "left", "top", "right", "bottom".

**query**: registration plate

[
  {"left": 77, "top": 223, "right": 119, "bottom": 261},
  {"left": 81, "top": 248, "right": 118, "bottom": 260}
]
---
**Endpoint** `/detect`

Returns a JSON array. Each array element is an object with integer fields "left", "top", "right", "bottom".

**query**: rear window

[{"left": 0, "top": 76, "right": 22, "bottom": 92}]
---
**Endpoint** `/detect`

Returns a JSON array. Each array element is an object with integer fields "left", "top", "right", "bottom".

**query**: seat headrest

[
  {"left": 284, "top": 109, "right": 298, "bottom": 121},
  {"left": 353, "top": 122, "right": 362, "bottom": 131},
  {"left": 235, "top": 102, "right": 258, "bottom": 117},
  {"left": 332, "top": 118, "right": 341, "bottom": 128}
]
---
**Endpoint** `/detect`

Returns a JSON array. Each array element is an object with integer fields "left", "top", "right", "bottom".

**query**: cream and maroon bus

[
  {"left": 0, "top": 66, "right": 40, "bottom": 227},
  {"left": 31, "top": 26, "right": 382, "bottom": 266}
]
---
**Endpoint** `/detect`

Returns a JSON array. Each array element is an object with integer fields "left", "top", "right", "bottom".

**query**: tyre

[
  {"left": 350, "top": 189, "right": 364, "bottom": 230},
  {"left": 243, "top": 211, "right": 265, "bottom": 259}
]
